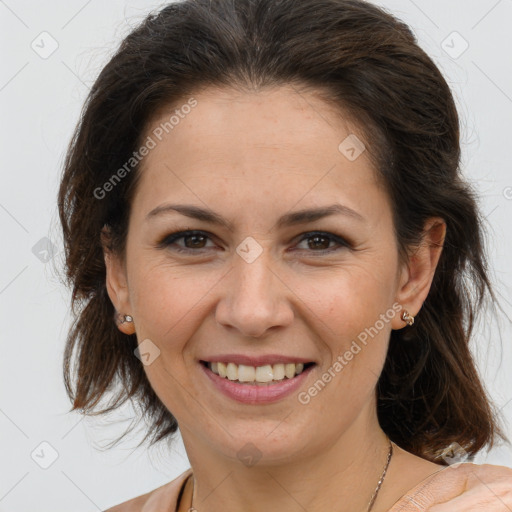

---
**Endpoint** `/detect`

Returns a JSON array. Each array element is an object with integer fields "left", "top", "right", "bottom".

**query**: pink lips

[{"left": 200, "top": 361, "right": 315, "bottom": 404}]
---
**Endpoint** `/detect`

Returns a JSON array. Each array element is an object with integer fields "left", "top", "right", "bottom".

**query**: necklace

[
  {"left": 185, "top": 439, "right": 393, "bottom": 512},
  {"left": 367, "top": 440, "right": 393, "bottom": 512}
]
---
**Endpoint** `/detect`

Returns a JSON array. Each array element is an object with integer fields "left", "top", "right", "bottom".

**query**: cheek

[
  {"left": 299, "top": 261, "right": 397, "bottom": 337},
  {"left": 299, "top": 277, "right": 392, "bottom": 424},
  {"left": 129, "top": 260, "right": 217, "bottom": 340},
  {"left": 129, "top": 269, "right": 208, "bottom": 410},
  {"left": 294, "top": 262, "right": 396, "bottom": 400},
  {"left": 127, "top": 266, "right": 215, "bottom": 402}
]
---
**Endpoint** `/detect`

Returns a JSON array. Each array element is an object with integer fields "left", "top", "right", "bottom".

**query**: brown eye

[
  {"left": 182, "top": 233, "right": 208, "bottom": 249},
  {"left": 159, "top": 230, "right": 217, "bottom": 253},
  {"left": 294, "top": 231, "right": 351, "bottom": 254},
  {"left": 306, "top": 235, "right": 331, "bottom": 250}
]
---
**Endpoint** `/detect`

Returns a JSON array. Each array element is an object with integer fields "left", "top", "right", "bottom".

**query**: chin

[{"left": 206, "top": 422, "right": 318, "bottom": 467}]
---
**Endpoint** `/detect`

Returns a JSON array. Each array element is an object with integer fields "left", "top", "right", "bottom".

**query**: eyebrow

[{"left": 145, "top": 203, "right": 365, "bottom": 230}]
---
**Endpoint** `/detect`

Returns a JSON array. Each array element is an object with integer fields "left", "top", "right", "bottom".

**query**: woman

[{"left": 57, "top": 0, "right": 512, "bottom": 510}]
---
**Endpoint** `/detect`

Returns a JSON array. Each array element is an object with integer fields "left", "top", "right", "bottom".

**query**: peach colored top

[{"left": 105, "top": 462, "right": 512, "bottom": 511}]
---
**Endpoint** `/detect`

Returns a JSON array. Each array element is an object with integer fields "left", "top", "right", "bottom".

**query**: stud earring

[
  {"left": 401, "top": 310, "right": 415, "bottom": 326},
  {"left": 116, "top": 312, "right": 135, "bottom": 335}
]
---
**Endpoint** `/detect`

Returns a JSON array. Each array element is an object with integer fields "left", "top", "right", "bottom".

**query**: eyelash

[{"left": 158, "top": 230, "right": 352, "bottom": 255}]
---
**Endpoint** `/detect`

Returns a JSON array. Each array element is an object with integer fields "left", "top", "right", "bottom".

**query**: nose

[{"left": 214, "top": 246, "right": 294, "bottom": 338}]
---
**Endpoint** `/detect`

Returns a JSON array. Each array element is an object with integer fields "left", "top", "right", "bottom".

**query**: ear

[
  {"left": 391, "top": 217, "right": 446, "bottom": 330},
  {"left": 101, "top": 226, "right": 135, "bottom": 335}
]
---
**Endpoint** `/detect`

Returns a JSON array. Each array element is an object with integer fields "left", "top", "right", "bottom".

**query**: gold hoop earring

[{"left": 401, "top": 310, "right": 415, "bottom": 326}]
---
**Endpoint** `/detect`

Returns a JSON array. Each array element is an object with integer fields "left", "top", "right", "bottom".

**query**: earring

[
  {"left": 401, "top": 310, "right": 415, "bottom": 326},
  {"left": 116, "top": 312, "right": 135, "bottom": 335}
]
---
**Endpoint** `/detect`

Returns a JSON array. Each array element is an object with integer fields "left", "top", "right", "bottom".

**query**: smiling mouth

[{"left": 200, "top": 360, "right": 316, "bottom": 385}]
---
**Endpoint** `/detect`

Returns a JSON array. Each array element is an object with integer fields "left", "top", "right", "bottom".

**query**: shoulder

[
  {"left": 389, "top": 462, "right": 512, "bottom": 511},
  {"left": 104, "top": 468, "right": 193, "bottom": 512}
]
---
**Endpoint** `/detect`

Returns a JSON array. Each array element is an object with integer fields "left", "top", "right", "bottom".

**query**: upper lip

[{"left": 200, "top": 354, "right": 315, "bottom": 366}]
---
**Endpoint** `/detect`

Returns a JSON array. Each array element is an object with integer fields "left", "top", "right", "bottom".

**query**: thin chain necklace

[
  {"left": 367, "top": 440, "right": 393, "bottom": 512},
  {"left": 186, "top": 439, "right": 393, "bottom": 512}
]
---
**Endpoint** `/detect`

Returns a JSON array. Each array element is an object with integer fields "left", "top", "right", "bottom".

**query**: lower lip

[{"left": 200, "top": 363, "right": 315, "bottom": 404}]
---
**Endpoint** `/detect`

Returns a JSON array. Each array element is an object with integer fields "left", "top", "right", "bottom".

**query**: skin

[{"left": 104, "top": 85, "right": 449, "bottom": 512}]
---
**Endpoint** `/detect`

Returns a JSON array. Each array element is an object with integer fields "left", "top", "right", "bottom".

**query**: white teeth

[
  {"left": 285, "top": 363, "right": 297, "bottom": 379},
  {"left": 255, "top": 365, "right": 273, "bottom": 383},
  {"left": 226, "top": 362, "right": 238, "bottom": 381},
  {"left": 217, "top": 362, "right": 227, "bottom": 378},
  {"left": 273, "top": 363, "right": 285, "bottom": 380},
  {"left": 207, "top": 361, "right": 310, "bottom": 383},
  {"left": 238, "top": 364, "right": 255, "bottom": 382}
]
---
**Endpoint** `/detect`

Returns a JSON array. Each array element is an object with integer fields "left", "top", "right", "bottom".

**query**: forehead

[
  {"left": 144, "top": 84, "right": 364, "bottom": 161},
  {"left": 130, "top": 85, "right": 385, "bottom": 223}
]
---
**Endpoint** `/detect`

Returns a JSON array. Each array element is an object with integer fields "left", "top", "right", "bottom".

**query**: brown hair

[{"left": 57, "top": 0, "right": 507, "bottom": 460}]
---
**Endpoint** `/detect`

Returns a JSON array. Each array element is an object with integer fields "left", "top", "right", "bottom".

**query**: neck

[{"left": 180, "top": 404, "right": 392, "bottom": 512}]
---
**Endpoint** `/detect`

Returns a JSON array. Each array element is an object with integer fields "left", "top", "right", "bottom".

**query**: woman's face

[{"left": 106, "top": 85, "right": 417, "bottom": 464}]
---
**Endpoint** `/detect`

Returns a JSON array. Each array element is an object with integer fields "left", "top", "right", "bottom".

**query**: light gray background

[{"left": 1, "top": 1, "right": 511, "bottom": 511}]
